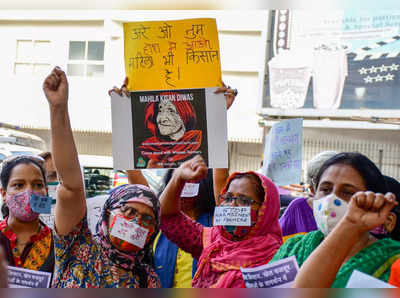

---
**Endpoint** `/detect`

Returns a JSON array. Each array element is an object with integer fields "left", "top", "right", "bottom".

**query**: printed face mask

[
  {"left": 109, "top": 212, "right": 155, "bottom": 253},
  {"left": 5, "top": 190, "right": 40, "bottom": 222},
  {"left": 313, "top": 193, "right": 348, "bottom": 237},
  {"left": 223, "top": 209, "right": 258, "bottom": 239}
]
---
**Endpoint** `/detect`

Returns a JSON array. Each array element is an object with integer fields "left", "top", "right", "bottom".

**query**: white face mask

[{"left": 313, "top": 194, "right": 349, "bottom": 237}]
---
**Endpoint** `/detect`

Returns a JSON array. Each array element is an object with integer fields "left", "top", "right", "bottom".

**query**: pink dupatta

[{"left": 192, "top": 171, "right": 283, "bottom": 288}]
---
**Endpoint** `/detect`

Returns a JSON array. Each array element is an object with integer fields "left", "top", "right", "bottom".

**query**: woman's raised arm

[{"left": 43, "top": 67, "right": 86, "bottom": 235}]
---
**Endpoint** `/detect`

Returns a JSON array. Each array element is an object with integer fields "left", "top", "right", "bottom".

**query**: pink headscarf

[{"left": 192, "top": 171, "right": 283, "bottom": 288}]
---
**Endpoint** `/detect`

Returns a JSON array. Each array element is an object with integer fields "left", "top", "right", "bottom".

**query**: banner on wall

[{"left": 264, "top": 10, "right": 400, "bottom": 111}]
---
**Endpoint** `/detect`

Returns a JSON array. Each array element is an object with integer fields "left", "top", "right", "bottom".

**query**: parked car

[
  {"left": 79, "top": 155, "right": 165, "bottom": 198},
  {"left": 0, "top": 127, "right": 46, "bottom": 162}
]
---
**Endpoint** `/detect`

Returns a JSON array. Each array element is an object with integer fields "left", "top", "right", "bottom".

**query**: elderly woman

[
  {"left": 160, "top": 155, "right": 283, "bottom": 288},
  {"left": 0, "top": 154, "right": 54, "bottom": 273},
  {"left": 138, "top": 91, "right": 201, "bottom": 168},
  {"left": 270, "top": 152, "right": 400, "bottom": 287},
  {"left": 43, "top": 67, "right": 160, "bottom": 288}
]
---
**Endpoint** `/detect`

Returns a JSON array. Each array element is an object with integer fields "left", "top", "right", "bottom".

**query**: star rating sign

[
  {"left": 364, "top": 76, "right": 374, "bottom": 83},
  {"left": 379, "top": 64, "right": 389, "bottom": 72},
  {"left": 375, "top": 74, "right": 384, "bottom": 82},
  {"left": 385, "top": 73, "right": 394, "bottom": 81},
  {"left": 390, "top": 63, "right": 399, "bottom": 71},
  {"left": 359, "top": 67, "right": 368, "bottom": 75},
  {"left": 369, "top": 66, "right": 378, "bottom": 73}
]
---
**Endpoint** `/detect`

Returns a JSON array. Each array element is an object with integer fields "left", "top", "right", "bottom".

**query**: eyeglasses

[
  {"left": 219, "top": 194, "right": 262, "bottom": 207},
  {"left": 112, "top": 205, "right": 157, "bottom": 227}
]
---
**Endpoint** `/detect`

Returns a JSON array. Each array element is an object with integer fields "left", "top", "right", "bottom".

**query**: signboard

[
  {"left": 124, "top": 18, "right": 222, "bottom": 91},
  {"left": 241, "top": 256, "right": 299, "bottom": 288},
  {"left": 8, "top": 266, "right": 52, "bottom": 288},
  {"left": 262, "top": 10, "right": 400, "bottom": 117},
  {"left": 111, "top": 87, "right": 228, "bottom": 169},
  {"left": 262, "top": 118, "right": 303, "bottom": 186}
]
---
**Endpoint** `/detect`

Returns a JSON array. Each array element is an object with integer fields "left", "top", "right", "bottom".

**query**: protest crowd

[
  {"left": 0, "top": 65, "right": 398, "bottom": 289},
  {"left": 1, "top": 9, "right": 400, "bottom": 288}
]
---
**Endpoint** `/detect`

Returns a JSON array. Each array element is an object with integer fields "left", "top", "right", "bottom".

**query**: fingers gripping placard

[{"left": 124, "top": 18, "right": 222, "bottom": 91}]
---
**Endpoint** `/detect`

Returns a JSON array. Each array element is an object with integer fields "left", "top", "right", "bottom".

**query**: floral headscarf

[{"left": 94, "top": 184, "right": 160, "bottom": 287}]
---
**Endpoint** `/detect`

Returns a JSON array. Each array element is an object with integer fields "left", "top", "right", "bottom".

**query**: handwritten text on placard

[
  {"left": 124, "top": 18, "right": 222, "bottom": 91},
  {"left": 213, "top": 206, "right": 251, "bottom": 226},
  {"left": 262, "top": 118, "right": 303, "bottom": 186},
  {"left": 110, "top": 216, "right": 149, "bottom": 248},
  {"left": 181, "top": 183, "right": 200, "bottom": 197}
]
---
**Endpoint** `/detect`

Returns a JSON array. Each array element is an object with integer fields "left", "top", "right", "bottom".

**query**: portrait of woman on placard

[{"left": 138, "top": 91, "right": 203, "bottom": 167}]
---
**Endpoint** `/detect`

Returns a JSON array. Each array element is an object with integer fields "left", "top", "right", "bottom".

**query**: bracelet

[{"left": 233, "top": 88, "right": 238, "bottom": 97}]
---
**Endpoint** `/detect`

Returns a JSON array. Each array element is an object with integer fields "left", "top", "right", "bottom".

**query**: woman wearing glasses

[
  {"left": 43, "top": 67, "right": 160, "bottom": 288},
  {"left": 0, "top": 154, "right": 55, "bottom": 274},
  {"left": 159, "top": 155, "right": 283, "bottom": 288}
]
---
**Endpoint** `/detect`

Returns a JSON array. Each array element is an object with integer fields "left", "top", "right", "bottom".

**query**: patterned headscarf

[{"left": 94, "top": 184, "right": 160, "bottom": 286}]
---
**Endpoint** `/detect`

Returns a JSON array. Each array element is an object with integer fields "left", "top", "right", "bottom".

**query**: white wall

[{"left": 0, "top": 10, "right": 270, "bottom": 142}]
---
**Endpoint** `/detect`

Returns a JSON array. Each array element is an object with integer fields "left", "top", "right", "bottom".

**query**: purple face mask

[{"left": 5, "top": 190, "right": 40, "bottom": 222}]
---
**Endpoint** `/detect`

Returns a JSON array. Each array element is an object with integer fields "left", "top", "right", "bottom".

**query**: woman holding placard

[
  {"left": 270, "top": 152, "right": 400, "bottom": 288},
  {"left": 159, "top": 155, "right": 283, "bottom": 288},
  {"left": 43, "top": 67, "right": 161, "bottom": 288},
  {"left": 0, "top": 154, "right": 55, "bottom": 274}
]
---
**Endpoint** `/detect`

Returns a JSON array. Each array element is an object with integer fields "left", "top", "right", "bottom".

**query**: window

[
  {"left": 14, "top": 40, "right": 52, "bottom": 76},
  {"left": 67, "top": 41, "right": 105, "bottom": 77}
]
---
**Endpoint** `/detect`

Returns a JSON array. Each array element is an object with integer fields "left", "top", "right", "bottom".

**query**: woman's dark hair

[
  {"left": 314, "top": 152, "right": 388, "bottom": 194},
  {"left": 1, "top": 156, "right": 47, "bottom": 218},
  {"left": 227, "top": 173, "right": 266, "bottom": 203},
  {"left": 384, "top": 175, "right": 400, "bottom": 241},
  {"left": 159, "top": 168, "right": 216, "bottom": 215}
]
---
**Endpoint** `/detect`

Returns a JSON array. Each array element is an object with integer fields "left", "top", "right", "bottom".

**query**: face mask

[
  {"left": 223, "top": 209, "right": 258, "bottom": 239},
  {"left": 109, "top": 212, "right": 155, "bottom": 253},
  {"left": 5, "top": 190, "right": 40, "bottom": 222},
  {"left": 313, "top": 193, "right": 348, "bottom": 237}
]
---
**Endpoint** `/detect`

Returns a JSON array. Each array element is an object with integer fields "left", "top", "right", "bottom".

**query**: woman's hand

[
  {"left": 214, "top": 81, "right": 237, "bottom": 110},
  {"left": 43, "top": 67, "right": 69, "bottom": 107},
  {"left": 344, "top": 191, "right": 397, "bottom": 232},
  {"left": 109, "top": 77, "right": 129, "bottom": 97},
  {"left": 174, "top": 155, "right": 208, "bottom": 183}
]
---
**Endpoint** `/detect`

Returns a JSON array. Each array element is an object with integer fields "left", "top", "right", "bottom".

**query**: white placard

[
  {"left": 86, "top": 195, "right": 108, "bottom": 234},
  {"left": 8, "top": 266, "right": 52, "bottom": 288},
  {"left": 181, "top": 183, "right": 200, "bottom": 197},
  {"left": 213, "top": 206, "right": 251, "bottom": 226},
  {"left": 241, "top": 256, "right": 299, "bottom": 288},
  {"left": 346, "top": 270, "right": 396, "bottom": 288},
  {"left": 110, "top": 216, "right": 149, "bottom": 249},
  {"left": 111, "top": 87, "right": 228, "bottom": 170}
]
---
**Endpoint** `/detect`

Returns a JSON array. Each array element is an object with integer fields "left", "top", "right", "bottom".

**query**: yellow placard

[{"left": 124, "top": 18, "right": 223, "bottom": 91}]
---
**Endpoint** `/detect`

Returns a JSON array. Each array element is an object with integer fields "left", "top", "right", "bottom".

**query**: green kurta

[{"left": 270, "top": 230, "right": 400, "bottom": 288}]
